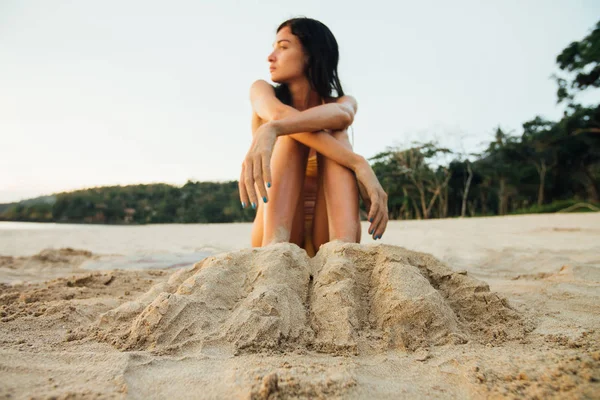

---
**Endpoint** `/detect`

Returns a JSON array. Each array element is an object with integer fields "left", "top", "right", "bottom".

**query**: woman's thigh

[
  {"left": 312, "top": 130, "right": 361, "bottom": 249},
  {"left": 311, "top": 170, "right": 329, "bottom": 250}
]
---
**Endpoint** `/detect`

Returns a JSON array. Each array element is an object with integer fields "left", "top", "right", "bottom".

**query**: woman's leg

[
  {"left": 311, "top": 164, "right": 329, "bottom": 250},
  {"left": 312, "top": 130, "right": 361, "bottom": 250},
  {"left": 251, "top": 135, "right": 310, "bottom": 246},
  {"left": 251, "top": 191, "right": 305, "bottom": 247},
  {"left": 250, "top": 203, "right": 264, "bottom": 247}
]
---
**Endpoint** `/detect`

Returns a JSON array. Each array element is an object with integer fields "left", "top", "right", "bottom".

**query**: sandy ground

[{"left": 0, "top": 213, "right": 599, "bottom": 399}]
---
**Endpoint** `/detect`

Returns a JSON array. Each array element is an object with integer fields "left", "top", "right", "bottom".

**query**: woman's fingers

[
  {"left": 372, "top": 208, "right": 388, "bottom": 239},
  {"left": 253, "top": 156, "right": 268, "bottom": 204},
  {"left": 367, "top": 192, "right": 380, "bottom": 232},
  {"left": 368, "top": 191, "right": 388, "bottom": 240},
  {"left": 261, "top": 151, "right": 272, "bottom": 192},
  {"left": 244, "top": 158, "right": 259, "bottom": 208},
  {"left": 372, "top": 192, "right": 389, "bottom": 239},
  {"left": 239, "top": 163, "right": 249, "bottom": 208},
  {"left": 370, "top": 209, "right": 384, "bottom": 239},
  {"left": 240, "top": 131, "right": 274, "bottom": 209}
]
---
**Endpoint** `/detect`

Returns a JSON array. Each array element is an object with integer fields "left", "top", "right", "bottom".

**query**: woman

[{"left": 239, "top": 17, "right": 388, "bottom": 256}]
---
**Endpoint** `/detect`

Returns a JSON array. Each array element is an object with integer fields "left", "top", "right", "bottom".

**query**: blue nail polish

[
  {"left": 368, "top": 229, "right": 373, "bottom": 235},
  {"left": 241, "top": 202, "right": 246, "bottom": 208},
  {"left": 263, "top": 196, "right": 267, "bottom": 203},
  {"left": 251, "top": 202, "right": 256, "bottom": 209},
  {"left": 267, "top": 182, "right": 271, "bottom": 188},
  {"left": 369, "top": 218, "right": 373, "bottom": 222},
  {"left": 376, "top": 235, "right": 381, "bottom": 240}
]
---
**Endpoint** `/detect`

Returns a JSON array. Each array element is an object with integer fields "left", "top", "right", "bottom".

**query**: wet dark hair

[{"left": 273, "top": 17, "right": 345, "bottom": 105}]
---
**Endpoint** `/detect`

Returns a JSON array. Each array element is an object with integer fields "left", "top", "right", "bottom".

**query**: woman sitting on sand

[{"left": 239, "top": 17, "right": 389, "bottom": 257}]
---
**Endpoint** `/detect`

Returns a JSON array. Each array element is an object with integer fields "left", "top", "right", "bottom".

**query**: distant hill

[
  {"left": 0, "top": 195, "right": 56, "bottom": 214},
  {"left": 0, "top": 182, "right": 255, "bottom": 224}
]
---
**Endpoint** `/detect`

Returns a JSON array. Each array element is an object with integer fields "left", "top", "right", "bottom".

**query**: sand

[{"left": 1, "top": 214, "right": 599, "bottom": 399}]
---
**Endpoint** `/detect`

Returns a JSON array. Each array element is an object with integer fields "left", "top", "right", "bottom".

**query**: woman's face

[{"left": 267, "top": 26, "right": 307, "bottom": 83}]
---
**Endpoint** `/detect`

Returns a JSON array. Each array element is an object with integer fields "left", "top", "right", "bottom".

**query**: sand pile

[
  {"left": 0, "top": 250, "right": 169, "bottom": 326},
  {"left": 78, "top": 241, "right": 528, "bottom": 355}
]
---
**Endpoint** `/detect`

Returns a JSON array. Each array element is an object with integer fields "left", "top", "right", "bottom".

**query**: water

[
  {"left": 0, "top": 221, "right": 253, "bottom": 270},
  {"left": 82, "top": 251, "right": 213, "bottom": 271}
]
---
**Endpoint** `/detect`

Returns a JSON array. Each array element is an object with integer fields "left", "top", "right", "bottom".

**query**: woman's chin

[{"left": 270, "top": 72, "right": 290, "bottom": 84}]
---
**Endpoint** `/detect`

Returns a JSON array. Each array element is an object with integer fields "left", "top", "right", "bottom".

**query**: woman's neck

[{"left": 287, "top": 79, "right": 321, "bottom": 111}]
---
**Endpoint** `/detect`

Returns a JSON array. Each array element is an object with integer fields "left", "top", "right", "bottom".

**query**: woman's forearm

[
  {"left": 288, "top": 129, "right": 365, "bottom": 172},
  {"left": 260, "top": 103, "right": 363, "bottom": 171},
  {"left": 270, "top": 103, "right": 352, "bottom": 136}
]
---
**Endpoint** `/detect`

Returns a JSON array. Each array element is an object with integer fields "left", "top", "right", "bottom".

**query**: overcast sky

[{"left": 1, "top": 0, "right": 598, "bottom": 203}]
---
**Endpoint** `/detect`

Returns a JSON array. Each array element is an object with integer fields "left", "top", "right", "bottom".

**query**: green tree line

[{"left": 0, "top": 182, "right": 257, "bottom": 224}]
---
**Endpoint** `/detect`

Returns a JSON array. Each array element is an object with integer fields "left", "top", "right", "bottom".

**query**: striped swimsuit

[{"left": 303, "top": 149, "right": 319, "bottom": 257}]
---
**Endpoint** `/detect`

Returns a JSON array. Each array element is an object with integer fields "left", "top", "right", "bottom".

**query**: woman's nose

[{"left": 267, "top": 51, "right": 276, "bottom": 62}]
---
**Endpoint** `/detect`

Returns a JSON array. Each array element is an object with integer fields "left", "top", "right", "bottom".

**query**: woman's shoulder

[{"left": 250, "top": 79, "right": 276, "bottom": 96}]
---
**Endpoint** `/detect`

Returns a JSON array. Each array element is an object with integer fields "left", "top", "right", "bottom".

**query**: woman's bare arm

[
  {"left": 254, "top": 112, "right": 365, "bottom": 172},
  {"left": 250, "top": 80, "right": 362, "bottom": 171},
  {"left": 250, "top": 79, "right": 357, "bottom": 135}
]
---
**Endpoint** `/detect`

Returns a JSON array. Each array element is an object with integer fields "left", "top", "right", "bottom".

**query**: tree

[
  {"left": 480, "top": 127, "right": 522, "bottom": 215},
  {"left": 371, "top": 141, "right": 452, "bottom": 219},
  {"left": 521, "top": 117, "right": 559, "bottom": 206},
  {"left": 554, "top": 21, "right": 600, "bottom": 105}
]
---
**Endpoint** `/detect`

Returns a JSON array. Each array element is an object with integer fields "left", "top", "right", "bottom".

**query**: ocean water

[
  {"left": 3, "top": 215, "right": 600, "bottom": 273},
  {"left": 0, "top": 221, "right": 254, "bottom": 270},
  {"left": 81, "top": 251, "right": 213, "bottom": 271}
]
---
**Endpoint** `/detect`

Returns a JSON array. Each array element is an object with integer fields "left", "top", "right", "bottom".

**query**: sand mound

[
  {"left": 33, "top": 248, "right": 94, "bottom": 263},
  {"left": 512, "top": 263, "right": 600, "bottom": 282},
  {"left": 0, "top": 248, "right": 98, "bottom": 285},
  {"left": 80, "top": 242, "right": 528, "bottom": 355},
  {"left": 0, "top": 248, "right": 93, "bottom": 270}
]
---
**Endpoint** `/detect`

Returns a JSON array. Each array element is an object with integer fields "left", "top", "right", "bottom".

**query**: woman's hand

[
  {"left": 239, "top": 122, "right": 277, "bottom": 208},
  {"left": 354, "top": 158, "right": 389, "bottom": 240}
]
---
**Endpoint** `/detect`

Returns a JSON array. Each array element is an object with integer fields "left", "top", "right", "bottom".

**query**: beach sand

[{"left": 1, "top": 213, "right": 599, "bottom": 399}]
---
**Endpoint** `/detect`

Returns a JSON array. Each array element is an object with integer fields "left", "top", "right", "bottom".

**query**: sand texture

[{"left": 1, "top": 214, "right": 599, "bottom": 399}]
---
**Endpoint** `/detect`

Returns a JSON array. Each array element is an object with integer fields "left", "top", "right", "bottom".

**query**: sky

[{"left": 1, "top": 0, "right": 598, "bottom": 203}]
